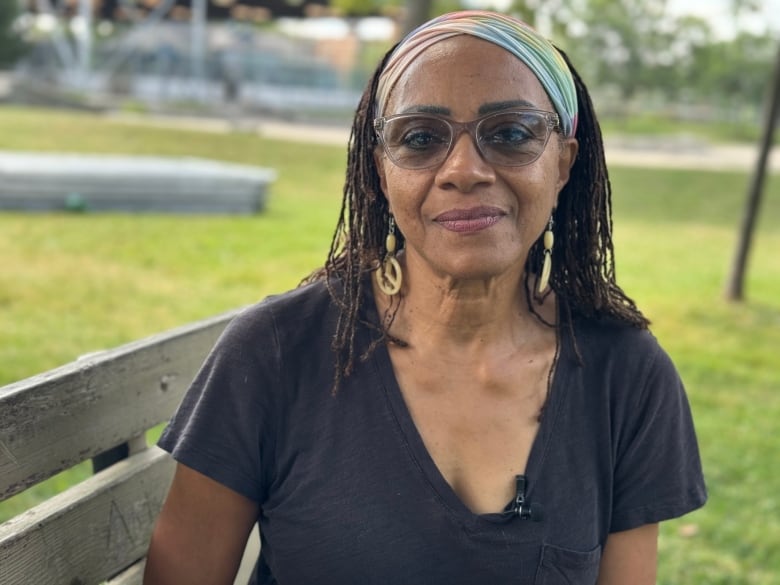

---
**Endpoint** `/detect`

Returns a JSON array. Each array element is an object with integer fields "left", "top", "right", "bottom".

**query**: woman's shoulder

[
  {"left": 246, "top": 278, "right": 333, "bottom": 316},
  {"left": 191, "top": 278, "right": 341, "bottom": 400},
  {"left": 565, "top": 313, "right": 676, "bottom": 382},
  {"left": 561, "top": 314, "right": 690, "bottom": 425},
  {"left": 569, "top": 313, "right": 661, "bottom": 355}
]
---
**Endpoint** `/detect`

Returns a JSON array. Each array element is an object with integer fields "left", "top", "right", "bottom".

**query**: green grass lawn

[{"left": 1, "top": 106, "right": 778, "bottom": 584}]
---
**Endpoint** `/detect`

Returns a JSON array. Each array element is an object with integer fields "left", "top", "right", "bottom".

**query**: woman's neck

[{"left": 374, "top": 256, "right": 556, "bottom": 350}]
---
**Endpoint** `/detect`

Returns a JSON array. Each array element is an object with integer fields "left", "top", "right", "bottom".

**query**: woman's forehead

[{"left": 384, "top": 36, "right": 553, "bottom": 116}]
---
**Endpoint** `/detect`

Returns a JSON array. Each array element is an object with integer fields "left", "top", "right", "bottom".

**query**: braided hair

[{"left": 303, "top": 44, "right": 649, "bottom": 391}]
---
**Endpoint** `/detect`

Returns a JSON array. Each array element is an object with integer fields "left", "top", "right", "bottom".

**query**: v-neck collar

[{"left": 360, "top": 282, "right": 571, "bottom": 533}]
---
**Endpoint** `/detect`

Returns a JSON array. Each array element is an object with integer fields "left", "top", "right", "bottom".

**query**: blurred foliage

[
  {"left": 0, "top": 0, "right": 25, "bottom": 67},
  {"left": 329, "top": 0, "right": 460, "bottom": 19},
  {"left": 327, "top": 0, "right": 779, "bottom": 119},
  {"left": 502, "top": 0, "right": 779, "bottom": 114}
]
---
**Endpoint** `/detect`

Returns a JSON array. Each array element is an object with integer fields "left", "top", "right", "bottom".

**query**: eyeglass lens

[{"left": 380, "top": 111, "right": 554, "bottom": 169}]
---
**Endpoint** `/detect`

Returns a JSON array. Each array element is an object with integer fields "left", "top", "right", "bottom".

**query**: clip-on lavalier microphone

[{"left": 511, "top": 474, "right": 544, "bottom": 522}]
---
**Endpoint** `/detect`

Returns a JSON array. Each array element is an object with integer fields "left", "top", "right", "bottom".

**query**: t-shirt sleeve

[
  {"left": 609, "top": 339, "right": 707, "bottom": 533},
  {"left": 157, "top": 304, "right": 280, "bottom": 503}
]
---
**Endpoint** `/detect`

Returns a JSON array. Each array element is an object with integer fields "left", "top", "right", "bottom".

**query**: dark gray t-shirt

[{"left": 159, "top": 280, "right": 706, "bottom": 585}]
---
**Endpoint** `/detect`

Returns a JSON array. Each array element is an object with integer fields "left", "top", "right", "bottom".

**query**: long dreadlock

[
  {"left": 303, "top": 43, "right": 649, "bottom": 392},
  {"left": 534, "top": 48, "right": 650, "bottom": 329}
]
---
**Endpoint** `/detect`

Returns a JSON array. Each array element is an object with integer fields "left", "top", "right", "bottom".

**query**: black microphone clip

[{"left": 512, "top": 474, "right": 544, "bottom": 522}]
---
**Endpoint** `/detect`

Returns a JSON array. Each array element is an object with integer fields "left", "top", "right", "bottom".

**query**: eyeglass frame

[{"left": 373, "top": 108, "right": 562, "bottom": 170}]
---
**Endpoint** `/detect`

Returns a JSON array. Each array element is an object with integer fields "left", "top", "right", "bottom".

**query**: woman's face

[{"left": 375, "top": 35, "right": 577, "bottom": 284}]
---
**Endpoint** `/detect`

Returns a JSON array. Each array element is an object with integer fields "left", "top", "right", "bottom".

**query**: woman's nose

[{"left": 435, "top": 131, "right": 496, "bottom": 192}]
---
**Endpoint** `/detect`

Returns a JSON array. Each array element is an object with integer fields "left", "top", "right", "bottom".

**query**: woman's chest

[
  {"left": 388, "top": 345, "right": 554, "bottom": 514},
  {"left": 257, "top": 363, "right": 609, "bottom": 585}
]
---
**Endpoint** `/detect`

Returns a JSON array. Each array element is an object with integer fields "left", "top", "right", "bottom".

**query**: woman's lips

[{"left": 434, "top": 206, "right": 505, "bottom": 233}]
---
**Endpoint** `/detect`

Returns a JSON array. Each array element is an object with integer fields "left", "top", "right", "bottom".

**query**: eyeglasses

[{"left": 373, "top": 109, "right": 560, "bottom": 170}]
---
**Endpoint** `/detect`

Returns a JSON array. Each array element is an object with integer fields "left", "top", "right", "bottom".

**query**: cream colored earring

[
  {"left": 537, "top": 216, "right": 554, "bottom": 294},
  {"left": 375, "top": 216, "right": 403, "bottom": 296}
]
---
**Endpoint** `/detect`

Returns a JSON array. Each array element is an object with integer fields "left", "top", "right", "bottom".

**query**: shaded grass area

[
  {"left": 610, "top": 166, "right": 780, "bottom": 227},
  {"left": 599, "top": 111, "right": 778, "bottom": 145},
  {"left": 1, "top": 106, "right": 779, "bottom": 584}
]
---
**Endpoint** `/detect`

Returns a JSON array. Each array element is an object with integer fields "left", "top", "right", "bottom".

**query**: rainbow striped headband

[{"left": 375, "top": 11, "right": 578, "bottom": 138}]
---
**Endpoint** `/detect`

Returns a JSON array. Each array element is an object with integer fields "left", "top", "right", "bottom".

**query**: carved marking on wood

[
  {"left": 107, "top": 499, "right": 136, "bottom": 551},
  {"left": 40, "top": 521, "right": 78, "bottom": 577},
  {"left": 0, "top": 439, "right": 18, "bottom": 465}
]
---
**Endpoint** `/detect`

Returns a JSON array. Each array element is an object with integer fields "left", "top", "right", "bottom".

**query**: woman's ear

[{"left": 556, "top": 137, "right": 579, "bottom": 192}]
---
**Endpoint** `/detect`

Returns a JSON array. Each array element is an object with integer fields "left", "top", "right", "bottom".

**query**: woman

[{"left": 144, "top": 11, "right": 706, "bottom": 585}]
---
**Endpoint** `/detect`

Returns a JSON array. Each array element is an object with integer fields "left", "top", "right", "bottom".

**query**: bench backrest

[{"left": 0, "top": 311, "right": 237, "bottom": 585}]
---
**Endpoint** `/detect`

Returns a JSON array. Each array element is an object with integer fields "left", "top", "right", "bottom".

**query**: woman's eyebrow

[
  {"left": 478, "top": 100, "right": 537, "bottom": 115},
  {"left": 396, "top": 100, "right": 538, "bottom": 117},
  {"left": 398, "top": 104, "right": 450, "bottom": 115}
]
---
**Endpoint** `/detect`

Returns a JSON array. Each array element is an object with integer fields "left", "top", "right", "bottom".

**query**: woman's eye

[
  {"left": 485, "top": 123, "right": 534, "bottom": 146},
  {"left": 400, "top": 127, "right": 446, "bottom": 150}
]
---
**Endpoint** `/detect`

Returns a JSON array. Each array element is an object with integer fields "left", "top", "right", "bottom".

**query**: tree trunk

[
  {"left": 725, "top": 42, "right": 780, "bottom": 301},
  {"left": 402, "top": 0, "right": 434, "bottom": 36}
]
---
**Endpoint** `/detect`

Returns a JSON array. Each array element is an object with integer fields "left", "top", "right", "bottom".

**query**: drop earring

[
  {"left": 537, "top": 216, "right": 554, "bottom": 294},
  {"left": 375, "top": 216, "right": 403, "bottom": 296}
]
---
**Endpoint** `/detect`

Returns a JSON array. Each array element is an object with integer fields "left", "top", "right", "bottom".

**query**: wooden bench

[{"left": 0, "top": 309, "right": 261, "bottom": 584}]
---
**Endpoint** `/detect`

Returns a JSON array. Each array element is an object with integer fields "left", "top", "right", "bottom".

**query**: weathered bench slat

[
  {"left": 105, "top": 560, "right": 145, "bottom": 585},
  {"left": 101, "top": 530, "right": 263, "bottom": 585},
  {"left": 102, "top": 530, "right": 262, "bottom": 585},
  {"left": 0, "top": 310, "right": 237, "bottom": 500},
  {"left": 0, "top": 447, "right": 174, "bottom": 585}
]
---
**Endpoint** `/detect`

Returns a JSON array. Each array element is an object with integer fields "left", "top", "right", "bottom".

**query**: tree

[
  {"left": 401, "top": 0, "right": 433, "bottom": 35},
  {"left": 329, "top": 0, "right": 454, "bottom": 30},
  {"left": 722, "top": 0, "right": 779, "bottom": 301},
  {"left": 692, "top": 31, "right": 777, "bottom": 110},
  {"left": 0, "top": 0, "right": 25, "bottom": 68},
  {"left": 508, "top": 0, "right": 577, "bottom": 41},
  {"left": 328, "top": 0, "right": 402, "bottom": 17},
  {"left": 725, "top": 42, "right": 780, "bottom": 301},
  {"left": 564, "top": 0, "right": 674, "bottom": 103}
]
